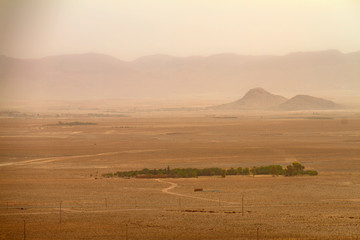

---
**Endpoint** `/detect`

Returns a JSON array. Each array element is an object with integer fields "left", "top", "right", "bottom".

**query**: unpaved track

[
  {"left": 0, "top": 152, "right": 120, "bottom": 167},
  {"left": 0, "top": 149, "right": 162, "bottom": 167},
  {"left": 155, "top": 179, "right": 240, "bottom": 205}
]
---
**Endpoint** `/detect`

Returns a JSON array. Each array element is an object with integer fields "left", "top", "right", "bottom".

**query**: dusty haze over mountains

[
  {"left": 1, "top": 0, "right": 360, "bottom": 107},
  {"left": 1, "top": 50, "right": 360, "bottom": 106},
  {"left": 1, "top": 1, "right": 360, "bottom": 60}
]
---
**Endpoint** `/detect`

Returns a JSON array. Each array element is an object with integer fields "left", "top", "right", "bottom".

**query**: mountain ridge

[
  {"left": 3, "top": 49, "right": 359, "bottom": 62},
  {"left": 1, "top": 50, "right": 359, "bottom": 101}
]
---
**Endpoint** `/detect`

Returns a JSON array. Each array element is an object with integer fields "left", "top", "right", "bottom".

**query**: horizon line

[{"left": 1, "top": 48, "right": 359, "bottom": 62}]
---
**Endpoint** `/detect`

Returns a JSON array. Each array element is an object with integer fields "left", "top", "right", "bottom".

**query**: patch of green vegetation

[
  {"left": 57, "top": 121, "right": 97, "bottom": 126},
  {"left": 87, "top": 113, "right": 128, "bottom": 117},
  {"left": 283, "top": 162, "right": 318, "bottom": 176},
  {"left": 304, "top": 117, "right": 333, "bottom": 120},
  {"left": 102, "top": 162, "right": 318, "bottom": 179}
]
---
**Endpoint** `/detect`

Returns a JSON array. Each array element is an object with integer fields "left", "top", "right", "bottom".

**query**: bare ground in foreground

[{"left": 0, "top": 111, "right": 360, "bottom": 239}]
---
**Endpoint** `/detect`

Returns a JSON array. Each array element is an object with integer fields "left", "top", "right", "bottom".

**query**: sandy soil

[{"left": 0, "top": 111, "right": 360, "bottom": 239}]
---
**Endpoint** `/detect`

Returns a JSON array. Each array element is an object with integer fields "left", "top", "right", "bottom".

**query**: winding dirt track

[
  {"left": 155, "top": 179, "right": 240, "bottom": 205},
  {"left": 0, "top": 152, "right": 121, "bottom": 167},
  {"left": 0, "top": 149, "right": 163, "bottom": 167}
]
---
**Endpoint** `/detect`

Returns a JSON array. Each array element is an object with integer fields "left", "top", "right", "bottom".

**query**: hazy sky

[{"left": 1, "top": 0, "right": 359, "bottom": 60}]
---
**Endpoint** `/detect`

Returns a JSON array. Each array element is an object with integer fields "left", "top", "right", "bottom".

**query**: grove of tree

[{"left": 102, "top": 162, "right": 318, "bottom": 179}]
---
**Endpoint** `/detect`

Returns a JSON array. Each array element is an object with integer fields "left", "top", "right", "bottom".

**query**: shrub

[{"left": 284, "top": 162, "right": 316, "bottom": 176}]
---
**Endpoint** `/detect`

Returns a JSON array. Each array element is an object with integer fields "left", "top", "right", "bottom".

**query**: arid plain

[{"left": 1, "top": 110, "right": 360, "bottom": 240}]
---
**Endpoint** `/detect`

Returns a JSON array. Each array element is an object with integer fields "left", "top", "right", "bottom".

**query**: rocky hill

[
  {"left": 213, "top": 88, "right": 342, "bottom": 111},
  {"left": 213, "top": 88, "right": 287, "bottom": 110},
  {"left": 279, "top": 95, "right": 340, "bottom": 110}
]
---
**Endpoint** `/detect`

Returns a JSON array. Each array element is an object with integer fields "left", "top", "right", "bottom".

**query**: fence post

[
  {"left": 242, "top": 196, "right": 244, "bottom": 216},
  {"left": 59, "top": 201, "right": 62, "bottom": 224},
  {"left": 125, "top": 223, "right": 128, "bottom": 240},
  {"left": 23, "top": 219, "right": 26, "bottom": 240}
]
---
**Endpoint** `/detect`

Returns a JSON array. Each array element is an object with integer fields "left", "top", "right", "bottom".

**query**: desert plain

[{"left": 0, "top": 110, "right": 360, "bottom": 240}]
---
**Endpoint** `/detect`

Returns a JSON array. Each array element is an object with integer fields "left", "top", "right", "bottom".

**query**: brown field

[{"left": 1, "top": 111, "right": 360, "bottom": 239}]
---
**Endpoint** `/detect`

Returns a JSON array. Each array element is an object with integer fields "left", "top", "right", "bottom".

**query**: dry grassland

[{"left": 0, "top": 111, "right": 360, "bottom": 239}]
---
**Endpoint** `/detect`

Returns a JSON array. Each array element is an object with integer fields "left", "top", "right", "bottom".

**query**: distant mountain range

[
  {"left": 1, "top": 49, "right": 359, "bottom": 101},
  {"left": 213, "top": 88, "right": 340, "bottom": 110}
]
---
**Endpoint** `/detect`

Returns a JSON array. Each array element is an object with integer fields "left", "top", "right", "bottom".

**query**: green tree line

[
  {"left": 57, "top": 121, "right": 97, "bottom": 126},
  {"left": 102, "top": 162, "right": 318, "bottom": 178}
]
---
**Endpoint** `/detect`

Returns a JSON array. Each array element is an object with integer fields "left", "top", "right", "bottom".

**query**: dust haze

[{"left": 1, "top": 1, "right": 360, "bottom": 239}]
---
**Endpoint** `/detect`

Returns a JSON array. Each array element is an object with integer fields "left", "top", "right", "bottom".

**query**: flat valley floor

[{"left": 0, "top": 111, "right": 360, "bottom": 239}]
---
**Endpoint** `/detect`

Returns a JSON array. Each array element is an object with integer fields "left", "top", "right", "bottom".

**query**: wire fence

[{"left": 1, "top": 199, "right": 359, "bottom": 240}]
